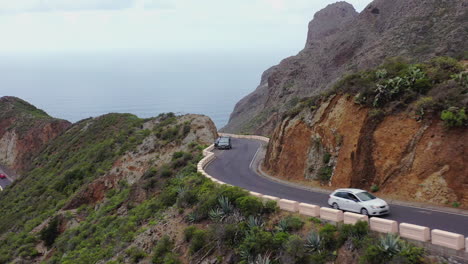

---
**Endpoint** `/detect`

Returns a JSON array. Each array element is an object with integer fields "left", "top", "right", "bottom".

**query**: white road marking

[{"left": 249, "top": 144, "right": 262, "bottom": 170}]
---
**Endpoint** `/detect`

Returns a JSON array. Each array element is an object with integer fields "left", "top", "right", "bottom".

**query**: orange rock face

[
  {"left": 0, "top": 96, "right": 72, "bottom": 177},
  {"left": 264, "top": 95, "right": 468, "bottom": 208}
]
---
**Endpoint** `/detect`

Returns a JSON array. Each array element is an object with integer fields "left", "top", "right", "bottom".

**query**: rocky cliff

[
  {"left": 222, "top": 0, "right": 468, "bottom": 135},
  {"left": 263, "top": 54, "right": 468, "bottom": 208},
  {"left": 0, "top": 96, "right": 71, "bottom": 178}
]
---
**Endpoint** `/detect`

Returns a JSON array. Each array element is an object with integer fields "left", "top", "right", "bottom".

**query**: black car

[{"left": 215, "top": 137, "right": 232, "bottom": 149}]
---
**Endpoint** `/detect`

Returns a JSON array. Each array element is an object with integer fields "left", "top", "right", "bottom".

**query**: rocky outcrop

[
  {"left": 0, "top": 96, "right": 71, "bottom": 177},
  {"left": 223, "top": 0, "right": 468, "bottom": 135},
  {"left": 263, "top": 95, "right": 468, "bottom": 208}
]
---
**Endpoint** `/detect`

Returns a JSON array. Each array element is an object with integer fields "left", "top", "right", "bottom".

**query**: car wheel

[
  {"left": 360, "top": 208, "right": 369, "bottom": 216},
  {"left": 332, "top": 203, "right": 339, "bottom": 210}
]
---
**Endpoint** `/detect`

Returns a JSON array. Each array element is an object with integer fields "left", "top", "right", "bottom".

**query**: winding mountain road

[{"left": 205, "top": 138, "right": 468, "bottom": 236}]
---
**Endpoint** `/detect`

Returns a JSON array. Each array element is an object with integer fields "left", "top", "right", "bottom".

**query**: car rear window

[
  {"left": 356, "top": 191, "right": 376, "bottom": 201},
  {"left": 219, "top": 138, "right": 229, "bottom": 143}
]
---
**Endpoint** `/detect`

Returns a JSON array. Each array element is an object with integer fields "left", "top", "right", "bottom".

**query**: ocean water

[{"left": 0, "top": 51, "right": 289, "bottom": 130}]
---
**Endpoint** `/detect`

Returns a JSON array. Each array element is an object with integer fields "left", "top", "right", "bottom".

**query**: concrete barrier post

[
  {"left": 431, "top": 229, "right": 465, "bottom": 250},
  {"left": 278, "top": 199, "right": 299, "bottom": 212},
  {"left": 370, "top": 218, "right": 398, "bottom": 234},
  {"left": 298, "top": 203, "right": 320, "bottom": 217},
  {"left": 466, "top": 237, "right": 468, "bottom": 253},
  {"left": 399, "top": 223, "right": 430, "bottom": 242},
  {"left": 262, "top": 195, "right": 280, "bottom": 203},
  {"left": 343, "top": 212, "right": 368, "bottom": 225},
  {"left": 249, "top": 191, "right": 264, "bottom": 199},
  {"left": 319, "top": 207, "right": 344, "bottom": 222}
]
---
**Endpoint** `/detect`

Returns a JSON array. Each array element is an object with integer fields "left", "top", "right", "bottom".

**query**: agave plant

[
  {"left": 305, "top": 231, "right": 322, "bottom": 253},
  {"left": 209, "top": 208, "right": 225, "bottom": 222},
  {"left": 239, "top": 248, "right": 252, "bottom": 262},
  {"left": 378, "top": 233, "right": 402, "bottom": 257},
  {"left": 176, "top": 186, "right": 187, "bottom": 194},
  {"left": 186, "top": 212, "right": 198, "bottom": 223},
  {"left": 175, "top": 173, "right": 186, "bottom": 180},
  {"left": 247, "top": 216, "right": 264, "bottom": 229},
  {"left": 250, "top": 253, "right": 273, "bottom": 264},
  {"left": 276, "top": 219, "right": 289, "bottom": 232},
  {"left": 218, "top": 196, "right": 234, "bottom": 215}
]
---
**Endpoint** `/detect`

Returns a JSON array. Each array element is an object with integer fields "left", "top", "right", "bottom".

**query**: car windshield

[
  {"left": 356, "top": 191, "right": 376, "bottom": 201},
  {"left": 219, "top": 138, "right": 229, "bottom": 143}
]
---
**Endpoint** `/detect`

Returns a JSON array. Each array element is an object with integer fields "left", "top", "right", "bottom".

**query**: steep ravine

[{"left": 263, "top": 95, "right": 467, "bottom": 208}]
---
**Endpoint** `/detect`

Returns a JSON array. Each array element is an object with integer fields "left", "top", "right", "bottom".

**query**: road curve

[{"left": 205, "top": 138, "right": 468, "bottom": 236}]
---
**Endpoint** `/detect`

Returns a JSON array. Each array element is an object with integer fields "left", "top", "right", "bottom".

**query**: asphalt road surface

[
  {"left": 0, "top": 167, "right": 12, "bottom": 190},
  {"left": 206, "top": 138, "right": 468, "bottom": 236}
]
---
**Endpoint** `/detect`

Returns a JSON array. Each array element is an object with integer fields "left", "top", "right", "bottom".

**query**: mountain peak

[{"left": 305, "top": 1, "right": 358, "bottom": 46}]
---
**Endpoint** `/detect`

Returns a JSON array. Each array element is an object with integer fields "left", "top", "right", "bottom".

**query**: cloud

[
  {"left": 0, "top": 0, "right": 373, "bottom": 53},
  {"left": 0, "top": 0, "right": 176, "bottom": 13}
]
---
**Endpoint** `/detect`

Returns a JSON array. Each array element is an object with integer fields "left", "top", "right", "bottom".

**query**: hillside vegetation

[{"left": 0, "top": 111, "right": 218, "bottom": 263}]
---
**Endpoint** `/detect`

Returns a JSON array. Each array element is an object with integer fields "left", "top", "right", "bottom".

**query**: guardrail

[{"left": 197, "top": 135, "right": 467, "bottom": 254}]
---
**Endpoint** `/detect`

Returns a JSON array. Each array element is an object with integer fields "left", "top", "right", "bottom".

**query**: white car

[{"left": 328, "top": 188, "right": 390, "bottom": 216}]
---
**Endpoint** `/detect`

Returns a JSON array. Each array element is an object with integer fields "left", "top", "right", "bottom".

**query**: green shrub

[
  {"left": 398, "top": 243, "right": 425, "bottom": 264},
  {"left": 322, "top": 152, "right": 331, "bottom": 164},
  {"left": 172, "top": 152, "right": 184, "bottom": 160},
  {"left": 220, "top": 186, "right": 249, "bottom": 202},
  {"left": 276, "top": 216, "right": 304, "bottom": 232},
  {"left": 283, "top": 235, "right": 307, "bottom": 262},
  {"left": 318, "top": 224, "right": 338, "bottom": 250},
  {"left": 143, "top": 167, "right": 158, "bottom": 179},
  {"left": 273, "top": 232, "right": 290, "bottom": 247},
  {"left": 360, "top": 234, "right": 425, "bottom": 264},
  {"left": 414, "top": 97, "right": 436, "bottom": 118},
  {"left": 162, "top": 253, "right": 182, "bottom": 264},
  {"left": 183, "top": 226, "right": 198, "bottom": 242},
  {"left": 441, "top": 107, "right": 467, "bottom": 127},
  {"left": 159, "top": 166, "right": 173, "bottom": 178},
  {"left": 381, "top": 57, "right": 410, "bottom": 76},
  {"left": 40, "top": 216, "right": 60, "bottom": 247},
  {"left": 239, "top": 227, "right": 277, "bottom": 261},
  {"left": 338, "top": 221, "right": 369, "bottom": 248},
  {"left": 152, "top": 235, "right": 174, "bottom": 264},
  {"left": 216, "top": 223, "right": 245, "bottom": 247},
  {"left": 427, "top": 57, "right": 463, "bottom": 83},
  {"left": 126, "top": 247, "right": 147, "bottom": 263},
  {"left": 370, "top": 185, "right": 379, "bottom": 192},
  {"left": 189, "top": 229, "right": 209, "bottom": 254},
  {"left": 308, "top": 217, "right": 322, "bottom": 224},
  {"left": 236, "top": 196, "right": 264, "bottom": 216},
  {"left": 361, "top": 245, "right": 388, "bottom": 264},
  {"left": 159, "top": 187, "right": 178, "bottom": 207},
  {"left": 317, "top": 166, "right": 333, "bottom": 183},
  {"left": 263, "top": 200, "right": 278, "bottom": 214}
]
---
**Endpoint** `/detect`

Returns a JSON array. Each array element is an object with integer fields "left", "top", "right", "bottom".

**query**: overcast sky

[{"left": 0, "top": 0, "right": 372, "bottom": 54}]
